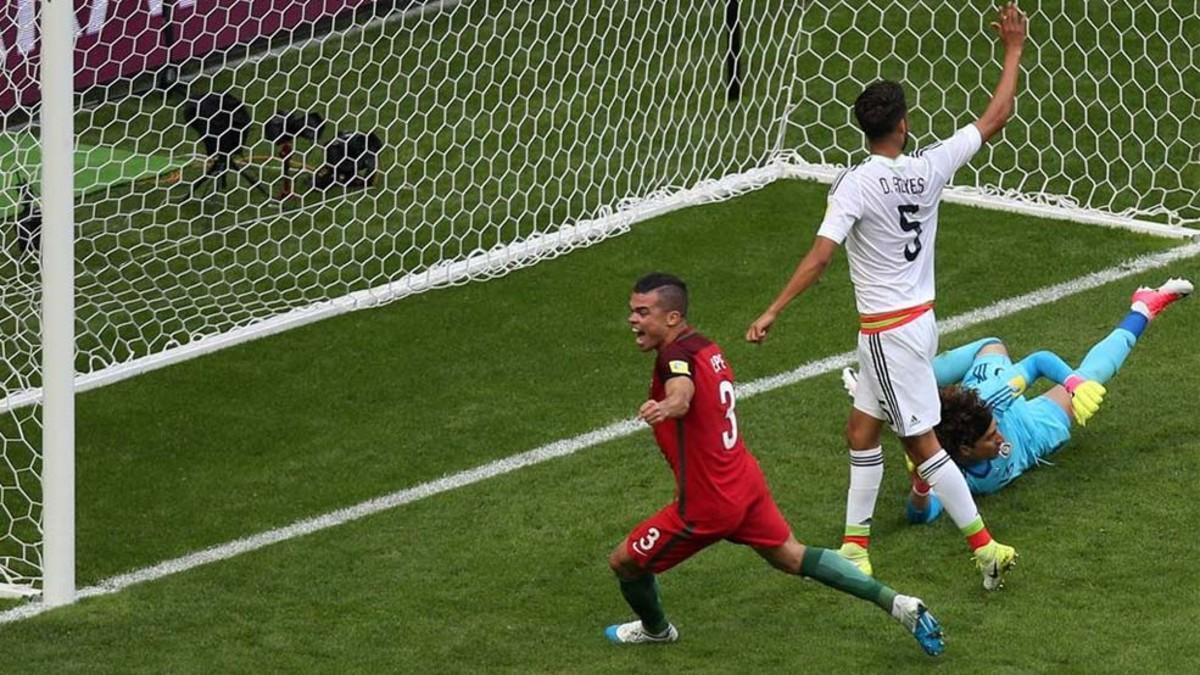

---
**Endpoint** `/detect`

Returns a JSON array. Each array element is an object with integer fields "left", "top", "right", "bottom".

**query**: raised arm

[{"left": 973, "top": 2, "right": 1027, "bottom": 143}]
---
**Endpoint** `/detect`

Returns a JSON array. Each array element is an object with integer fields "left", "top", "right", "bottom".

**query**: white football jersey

[{"left": 817, "top": 124, "right": 982, "bottom": 315}]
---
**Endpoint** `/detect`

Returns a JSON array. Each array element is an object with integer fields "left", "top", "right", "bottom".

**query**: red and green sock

[{"left": 843, "top": 524, "right": 871, "bottom": 549}]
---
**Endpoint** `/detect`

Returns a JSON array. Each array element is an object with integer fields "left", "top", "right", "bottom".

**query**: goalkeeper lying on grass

[{"left": 842, "top": 278, "right": 1192, "bottom": 523}]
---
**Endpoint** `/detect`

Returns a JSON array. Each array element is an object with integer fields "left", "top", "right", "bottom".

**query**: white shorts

[{"left": 853, "top": 311, "right": 940, "bottom": 437}]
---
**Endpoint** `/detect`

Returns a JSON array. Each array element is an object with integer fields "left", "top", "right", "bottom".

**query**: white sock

[
  {"left": 845, "top": 447, "right": 884, "bottom": 536},
  {"left": 916, "top": 450, "right": 981, "bottom": 530},
  {"left": 1132, "top": 300, "right": 1151, "bottom": 318},
  {"left": 890, "top": 594, "right": 915, "bottom": 628}
]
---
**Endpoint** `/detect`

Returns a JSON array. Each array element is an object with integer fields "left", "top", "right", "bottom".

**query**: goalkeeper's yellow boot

[
  {"left": 973, "top": 540, "right": 1018, "bottom": 591},
  {"left": 837, "top": 542, "right": 873, "bottom": 577}
]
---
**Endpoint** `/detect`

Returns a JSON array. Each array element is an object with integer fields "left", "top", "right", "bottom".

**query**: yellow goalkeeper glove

[{"left": 1064, "top": 376, "right": 1106, "bottom": 426}]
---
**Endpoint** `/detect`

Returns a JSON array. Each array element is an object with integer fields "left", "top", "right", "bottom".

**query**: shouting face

[{"left": 628, "top": 290, "right": 682, "bottom": 352}]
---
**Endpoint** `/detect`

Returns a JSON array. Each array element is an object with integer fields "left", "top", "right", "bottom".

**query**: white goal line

[{"left": 2, "top": 239, "right": 1197, "bottom": 624}]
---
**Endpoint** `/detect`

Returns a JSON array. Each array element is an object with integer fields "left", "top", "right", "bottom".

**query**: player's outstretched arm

[
  {"left": 974, "top": 2, "right": 1027, "bottom": 143},
  {"left": 746, "top": 236, "right": 838, "bottom": 343}
]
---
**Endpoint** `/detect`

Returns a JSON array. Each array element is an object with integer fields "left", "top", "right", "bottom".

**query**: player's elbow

[
  {"left": 996, "top": 102, "right": 1015, "bottom": 128},
  {"left": 659, "top": 394, "right": 690, "bottom": 419},
  {"left": 1024, "top": 350, "right": 1065, "bottom": 371},
  {"left": 976, "top": 118, "right": 1002, "bottom": 143},
  {"left": 805, "top": 242, "right": 836, "bottom": 274},
  {"left": 977, "top": 105, "right": 1013, "bottom": 142},
  {"left": 801, "top": 259, "right": 829, "bottom": 285}
]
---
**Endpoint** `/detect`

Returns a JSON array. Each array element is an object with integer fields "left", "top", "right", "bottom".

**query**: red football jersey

[{"left": 650, "top": 331, "right": 759, "bottom": 520}]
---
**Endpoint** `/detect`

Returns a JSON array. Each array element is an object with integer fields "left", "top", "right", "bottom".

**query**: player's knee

[
  {"left": 843, "top": 418, "right": 859, "bottom": 446},
  {"left": 845, "top": 419, "right": 878, "bottom": 449},
  {"left": 767, "top": 556, "right": 800, "bottom": 575},
  {"left": 775, "top": 548, "right": 805, "bottom": 575},
  {"left": 757, "top": 538, "right": 805, "bottom": 575},
  {"left": 606, "top": 548, "right": 625, "bottom": 574},
  {"left": 845, "top": 409, "right": 883, "bottom": 449},
  {"left": 900, "top": 430, "right": 941, "bottom": 462},
  {"left": 608, "top": 544, "right": 644, "bottom": 579}
]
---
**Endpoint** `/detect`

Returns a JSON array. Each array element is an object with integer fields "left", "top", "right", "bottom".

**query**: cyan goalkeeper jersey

[{"left": 958, "top": 353, "right": 1073, "bottom": 495}]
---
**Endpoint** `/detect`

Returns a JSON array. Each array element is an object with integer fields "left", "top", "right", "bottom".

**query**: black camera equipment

[
  {"left": 181, "top": 91, "right": 270, "bottom": 198},
  {"left": 314, "top": 131, "right": 383, "bottom": 192}
]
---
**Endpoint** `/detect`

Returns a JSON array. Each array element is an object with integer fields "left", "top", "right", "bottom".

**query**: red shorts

[{"left": 624, "top": 485, "right": 791, "bottom": 574}]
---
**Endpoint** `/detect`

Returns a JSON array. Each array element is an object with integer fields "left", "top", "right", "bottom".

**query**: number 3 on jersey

[
  {"left": 718, "top": 380, "right": 739, "bottom": 450},
  {"left": 897, "top": 204, "right": 922, "bottom": 261}
]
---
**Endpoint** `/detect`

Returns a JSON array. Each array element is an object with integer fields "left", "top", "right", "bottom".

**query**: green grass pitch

[
  {"left": 1, "top": 179, "right": 1199, "bottom": 671},
  {"left": 1, "top": 0, "right": 1199, "bottom": 670}
]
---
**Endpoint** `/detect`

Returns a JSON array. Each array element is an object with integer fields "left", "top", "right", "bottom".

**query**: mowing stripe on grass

[{"left": 2, "top": 240, "right": 1198, "bottom": 624}]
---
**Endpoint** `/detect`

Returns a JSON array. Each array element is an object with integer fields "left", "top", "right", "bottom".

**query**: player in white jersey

[{"left": 746, "top": 3, "right": 1028, "bottom": 590}]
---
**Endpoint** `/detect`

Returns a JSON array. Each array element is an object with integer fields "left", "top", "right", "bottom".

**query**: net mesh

[
  {"left": 0, "top": 0, "right": 804, "bottom": 589},
  {"left": 3, "top": 0, "right": 1197, "bottom": 592},
  {"left": 784, "top": 0, "right": 1199, "bottom": 226}
]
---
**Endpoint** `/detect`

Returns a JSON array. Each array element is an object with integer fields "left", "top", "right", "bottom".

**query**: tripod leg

[
  {"left": 278, "top": 143, "right": 294, "bottom": 200},
  {"left": 253, "top": 169, "right": 272, "bottom": 199},
  {"left": 233, "top": 160, "right": 273, "bottom": 200},
  {"left": 191, "top": 173, "right": 210, "bottom": 198},
  {"left": 191, "top": 157, "right": 224, "bottom": 199}
]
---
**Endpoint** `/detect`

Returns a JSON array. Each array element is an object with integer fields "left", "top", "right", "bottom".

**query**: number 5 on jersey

[{"left": 898, "top": 204, "right": 922, "bottom": 261}]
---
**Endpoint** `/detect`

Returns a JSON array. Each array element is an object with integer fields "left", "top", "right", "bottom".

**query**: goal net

[
  {"left": 783, "top": 0, "right": 1198, "bottom": 230},
  {"left": 2, "top": 0, "right": 1197, "bottom": 598},
  {"left": 0, "top": 0, "right": 806, "bottom": 595}
]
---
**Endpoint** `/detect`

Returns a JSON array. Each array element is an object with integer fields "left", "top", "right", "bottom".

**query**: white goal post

[{"left": 1, "top": 0, "right": 1196, "bottom": 603}]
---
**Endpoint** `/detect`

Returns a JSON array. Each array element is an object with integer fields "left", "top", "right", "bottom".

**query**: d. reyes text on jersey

[{"left": 878, "top": 177, "right": 926, "bottom": 195}]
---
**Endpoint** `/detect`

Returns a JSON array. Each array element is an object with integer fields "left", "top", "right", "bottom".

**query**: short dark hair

[
  {"left": 633, "top": 273, "right": 688, "bottom": 317},
  {"left": 935, "top": 386, "right": 993, "bottom": 465},
  {"left": 854, "top": 81, "right": 908, "bottom": 141}
]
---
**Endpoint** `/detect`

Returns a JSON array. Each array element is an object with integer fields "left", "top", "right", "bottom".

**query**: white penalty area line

[{"left": 3, "top": 240, "right": 1199, "bottom": 624}]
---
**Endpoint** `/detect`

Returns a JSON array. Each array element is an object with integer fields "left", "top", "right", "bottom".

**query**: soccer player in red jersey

[{"left": 605, "top": 273, "right": 945, "bottom": 656}]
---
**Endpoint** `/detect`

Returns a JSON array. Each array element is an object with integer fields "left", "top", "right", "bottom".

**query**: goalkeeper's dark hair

[
  {"left": 633, "top": 273, "right": 688, "bottom": 317},
  {"left": 935, "top": 386, "right": 993, "bottom": 465},
  {"left": 854, "top": 80, "right": 908, "bottom": 141}
]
